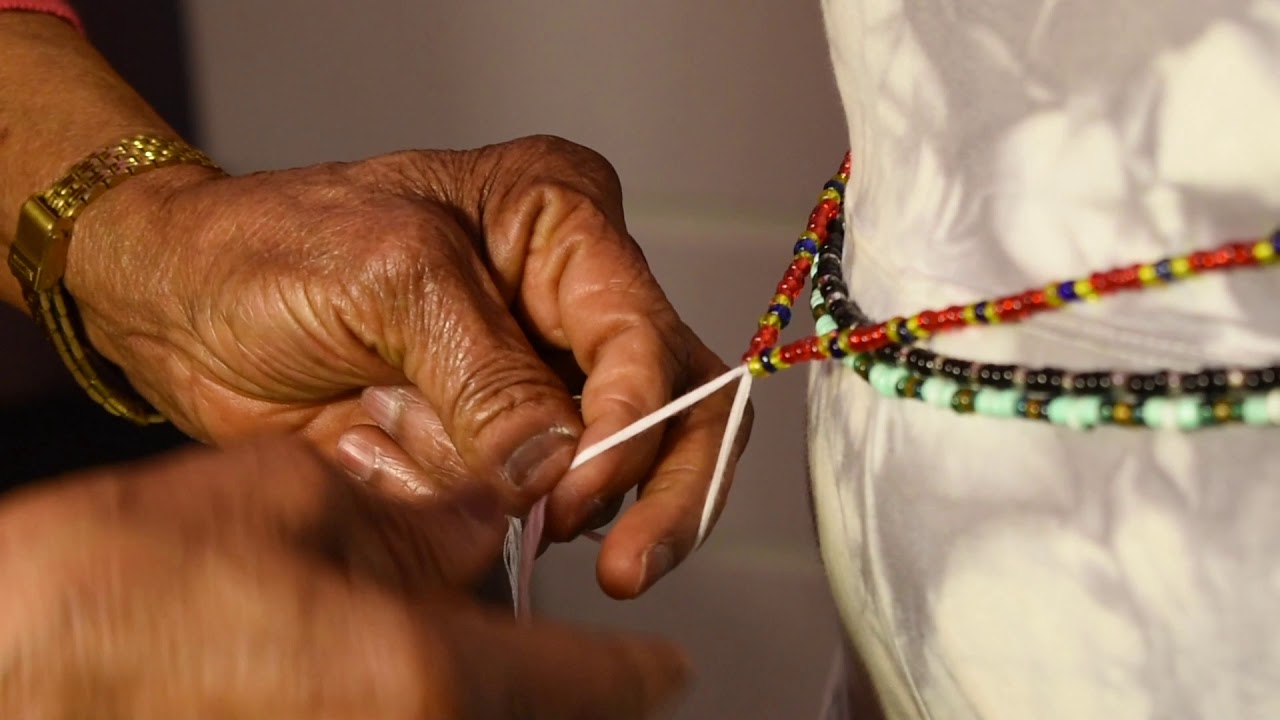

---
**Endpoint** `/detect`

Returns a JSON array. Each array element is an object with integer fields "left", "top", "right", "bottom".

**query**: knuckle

[{"left": 448, "top": 349, "right": 563, "bottom": 438}]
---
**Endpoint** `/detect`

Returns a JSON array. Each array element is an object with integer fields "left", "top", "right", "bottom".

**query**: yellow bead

[
  {"left": 905, "top": 316, "right": 931, "bottom": 339},
  {"left": 819, "top": 188, "right": 841, "bottom": 203},
  {"left": 962, "top": 305, "right": 979, "bottom": 324},
  {"left": 769, "top": 347, "right": 790, "bottom": 370},
  {"left": 1043, "top": 284, "right": 1063, "bottom": 307},
  {"left": 771, "top": 294, "right": 792, "bottom": 307},
  {"left": 981, "top": 303, "right": 1001, "bottom": 324},
  {"left": 758, "top": 314, "right": 782, "bottom": 329},
  {"left": 837, "top": 330, "right": 854, "bottom": 354},
  {"left": 885, "top": 317, "right": 904, "bottom": 342},
  {"left": 1170, "top": 257, "right": 1193, "bottom": 277},
  {"left": 1254, "top": 240, "right": 1277, "bottom": 263},
  {"left": 1137, "top": 264, "right": 1160, "bottom": 285},
  {"left": 800, "top": 231, "right": 820, "bottom": 244},
  {"left": 747, "top": 357, "right": 767, "bottom": 377}
]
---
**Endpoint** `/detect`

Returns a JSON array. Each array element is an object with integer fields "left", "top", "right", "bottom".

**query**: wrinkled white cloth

[{"left": 811, "top": 2, "right": 1280, "bottom": 718}]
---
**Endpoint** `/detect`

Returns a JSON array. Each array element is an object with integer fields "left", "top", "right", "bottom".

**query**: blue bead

[
  {"left": 758, "top": 351, "right": 776, "bottom": 374},
  {"left": 1056, "top": 281, "right": 1078, "bottom": 301},
  {"left": 897, "top": 326, "right": 916, "bottom": 342},
  {"left": 1154, "top": 259, "right": 1174, "bottom": 281},
  {"left": 827, "top": 336, "right": 847, "bottom": 359},
  {"left": 823, "top": 180, "right": 846, "bottom": 194},
  {"left": 972, "top": 301, "right": 990, "bottom": 324},
  {"left": 793, "top": 237, "right": 819, "bottom": 255},
  {"left": 1271, "top": 228, "right": 1280, "bottom": 252},
  {"left": 768, "top": 304, "right": 792, "bottom": 325}
]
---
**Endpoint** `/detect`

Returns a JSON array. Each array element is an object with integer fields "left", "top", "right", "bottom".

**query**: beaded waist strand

[{"left": 506, "top": 151, "right": 1280, "bottom": 619}]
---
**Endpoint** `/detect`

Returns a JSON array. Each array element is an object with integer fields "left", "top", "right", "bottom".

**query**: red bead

[
  {"left": 1230, "top": 242, "right": 1256, "bottom": 265},
  {"left": 1188, "top": 251, "right": 1209, "bottom": 270},
  {"left": 915, "top": 310, "right": 938, "bottom": 331},
  {"left": 939, "top": 306, "right": 966, "bottom": 328},
  {"left": 1209, "top": 248, "right": 1234, "bottom": 268},
  {"left": 1106, "top": 266, "right": 1141, "bottom": 289},
  {"left": 996, "top": 297, "right": 1022, "bottom": 319},
  {"left": 1088, "top": 271, "right": 1111, "bottom": 294}
]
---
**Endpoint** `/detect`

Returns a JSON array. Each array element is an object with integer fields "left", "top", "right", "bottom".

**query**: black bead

[{"left": 940, "top": 358, "right": 967, "bottom": 380}]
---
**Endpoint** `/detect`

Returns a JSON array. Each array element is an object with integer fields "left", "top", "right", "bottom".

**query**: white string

[
  {"left": 569, "top": 364, "right": 749, "bottom": 470},
  {"left": 696, "top": 368, "right": 752, "bottom": 547},
  {"left": 506, "top": 363, "right": 752, "bottom": 619}
]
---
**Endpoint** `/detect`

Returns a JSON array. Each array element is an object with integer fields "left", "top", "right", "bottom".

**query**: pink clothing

[{"left": 0, "top": 0, "right": 81, "bottom": 32}]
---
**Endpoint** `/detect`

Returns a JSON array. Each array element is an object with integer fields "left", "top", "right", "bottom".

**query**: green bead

[
  {"left": 869, "top": 364, "right": 907, "bottom": 397},
  {"left": 810, "top": 289, "right": 825, "bottom": 308},
  {"left": 1071, "top": 395, "right": 1104, "bottom": 429},
  {"left": 1242, "top": 395, "right": 1270, "bottom": 425},
  {"left": 816, "top": 316, "right": 839, "bottom": 336},
  {"left": 922, "top": 378, "right": 959, "bottom": 408},
  {"left": 1176, "top": 398, "right": 1203, "bottom": 430},
  {"left": 986, "top": 389, "right": 1021, "bottom": 417},
  {"left": 1046, "top": 397, "right": 1073, "bottom": 426},
  {"left": 1143, "top": 398, "right": 1170, "bottom": 429}
]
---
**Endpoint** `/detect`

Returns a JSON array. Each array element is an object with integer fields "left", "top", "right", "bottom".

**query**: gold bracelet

[{"left": 7, "top": 135, "right": 222, "bottom": 425}]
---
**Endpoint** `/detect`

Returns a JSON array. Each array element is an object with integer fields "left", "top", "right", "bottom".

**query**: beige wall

[{"left": 184, "top": 2, "right": 847, "bottom": 716}]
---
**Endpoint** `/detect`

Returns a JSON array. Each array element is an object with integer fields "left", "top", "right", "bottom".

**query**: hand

[
  {"left": 70, "top": 135, "right": 751, "bottom": 598},
  {"left": 0, "top": 437, "right": 688, "bottom": 718}
]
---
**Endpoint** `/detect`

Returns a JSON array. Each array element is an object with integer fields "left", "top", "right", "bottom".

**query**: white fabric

[{"left": 811, "top": 2, "right": 1280, "bottom": 718}]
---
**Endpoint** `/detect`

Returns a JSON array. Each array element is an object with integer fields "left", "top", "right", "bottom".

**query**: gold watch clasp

[{"left": 10, "top": 195, "right": 69, "bottom": 292}]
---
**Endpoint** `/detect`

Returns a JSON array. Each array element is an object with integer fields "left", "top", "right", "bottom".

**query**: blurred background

[{"left": 2, "top": 2, "right": 848, "bottom": 716}]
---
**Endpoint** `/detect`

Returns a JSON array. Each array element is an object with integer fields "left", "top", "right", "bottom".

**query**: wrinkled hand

[
  {"left": 70, "top": 135, "right": 750, "bottom": 598},
  {"left": 0, "top": 437, "right": 687, "bottom": 718}
]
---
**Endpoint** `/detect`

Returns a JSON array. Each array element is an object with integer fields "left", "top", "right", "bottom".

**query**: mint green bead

[
  {"left": 841, "top": 355, "right": 860, "bottom": 371},
  {"left": 973, "top": 389, "right": 1000, "bottom": 415},
  {"left": 1071, "top": 395, "right": 1104, "bottom": 429},
  {"left": 1143, "top": 397, "right": 1170, "bottom": 429},
  {"left": 1176, "top": 398, "right": 1203, "bottom": 430},
  {"left": 815, "top": 316, "right": 839, "bottom": 336},
  {"left": 1242, "top": 395, "right": 1270, "bottom": 425},
  {"left": 922, "top": 379, "right": 959, "bottom": 408},
  {"left": 869, "top": 364, "right": 907, "bottom": 396},
  {"left": 810, "top": 289, "right": 825, "bottom": 308},
  {"left": 1046, "top": 397, "right": 1073, "bottom": 425},
  {"left": 986, "top": 389, "right": 1021, "bottom": 417}
]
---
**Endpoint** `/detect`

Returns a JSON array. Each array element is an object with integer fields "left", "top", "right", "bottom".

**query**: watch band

[{"left": 8, "top": 134, "right": 221, "bottom": 425}]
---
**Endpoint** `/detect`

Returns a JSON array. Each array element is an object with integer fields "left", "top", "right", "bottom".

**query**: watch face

[{"left": 12, "top": 195, "right": 69, "bottom": 292}]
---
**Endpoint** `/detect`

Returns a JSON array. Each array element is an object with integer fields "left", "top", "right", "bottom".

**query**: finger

[
  {"left": 337, "top": 424, "right": 442, "bottom": 497},
  {"left": 361, "top": 214, "right": 583, "bottom": 509},
  {"left": 75, "top": 437, "right": 508, "bottom": 591},
  {"left": 437, "top": 602, "right": 690, "bottom": 720},
  {"left": 543, "top": 321, "right": 686, "bottom": 540},
  {"left": 591, "top": 350, "right": 753, "bottom": 599},
  {"left": 487, "top": 194, "right": 695, "bottom": 539}
]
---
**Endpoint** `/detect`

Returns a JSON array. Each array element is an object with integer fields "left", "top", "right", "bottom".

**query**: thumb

[
  {"left": 371, "top": 217, "right": 583, "bottom": 509},
  {"left": 437, "top": 603, "right": 690, "bottom": 720}
]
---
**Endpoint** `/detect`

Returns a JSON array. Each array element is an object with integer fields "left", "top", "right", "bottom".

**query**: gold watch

[{"left": 7, "top": 135, "right": 221, "bottom": 425}]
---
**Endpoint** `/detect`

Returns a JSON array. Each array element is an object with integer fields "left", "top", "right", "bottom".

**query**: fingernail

[
  {"left": 362, "top": 387, "right": 404, "bottom": 431},
  {"left": 336, "top": 434, "right": 376, "bottom": 482},
  {"left": 637, "top": 542, "right": 674, "bottom": 595},
  {"left": 504, "top": 427, "right": 577, "bottom": 491}
]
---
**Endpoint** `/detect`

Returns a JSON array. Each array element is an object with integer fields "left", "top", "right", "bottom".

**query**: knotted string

[{"left": 504, "top": 363, "right": 753, "bottom": 618}]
